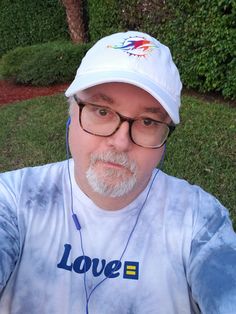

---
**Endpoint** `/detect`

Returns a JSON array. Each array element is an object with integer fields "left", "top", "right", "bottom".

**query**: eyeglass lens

[{"left": 79, "top": 102, "right": 170, "bottom": 148}]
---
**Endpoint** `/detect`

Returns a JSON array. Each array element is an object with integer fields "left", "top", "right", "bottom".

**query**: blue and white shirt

[{"left": 0, "top": 160, "right": 236, "bottom": 313}]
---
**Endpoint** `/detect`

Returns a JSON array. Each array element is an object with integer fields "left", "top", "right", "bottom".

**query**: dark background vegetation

[{"left": 0, "top": 0, "right": 235, "bottom": 99}]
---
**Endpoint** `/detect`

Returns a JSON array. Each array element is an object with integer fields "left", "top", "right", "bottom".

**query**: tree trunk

[{"left": 62, "top": 0, "right": 87, "bottom": 43}]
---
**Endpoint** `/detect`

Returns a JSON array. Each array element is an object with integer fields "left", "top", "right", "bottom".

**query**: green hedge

[
  {"left": 0, "top": 41, "right": 92, "bottom": 86},
  {"left": 87, "top": 0, "right": 236, "bottom": 100},
  {"left": 87, "top": 0, "right": 123, "bottom": 42},
  {"left": 0, "top": 0, "right": 235, "bottom": 99},
  {"left": 157, "top": 0, "right": 236, "bottom": 100},
  {"left": 0, "top": 0, "right": 69, "bottom": 57}
]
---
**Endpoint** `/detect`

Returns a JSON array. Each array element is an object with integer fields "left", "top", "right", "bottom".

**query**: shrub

[
  {"left": 160, "top": 0, "right": 236, "bottom": 100},
  {"left": 1, "top": 0, "right": 235, "bottom": 98},
  {"left": 118, "top": 0, "right": 236, "bottom": 100},
  {"left": 0, "top": 0, "right": 69, "bottom": 57},
  {"left": 1, "top": 41, "right": 92, "bottom": 86},
  {"left": 87, "top": 0, "right": 123, "bottom": 42}
]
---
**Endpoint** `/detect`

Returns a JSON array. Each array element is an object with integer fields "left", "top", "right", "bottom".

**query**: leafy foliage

[
  {"left": 87, "top": 0, "right": 123, "bottom": 41},
  {"left": 88, "top": 0, "right": 236, "bottom": 99},
  {"left": 0, "top": 0, "right": 69, "bottom": 57},
  {"left": 0, "top": 0, "right": 235, "bottom": 98},
  {"left": 0, "top": 41, "right": 92, "bottom": 85},
  {"left": 116, "top": 0, "right": 236, "bottom": 99},
  {"left": 158, "top": 0, "right": 236, "bottom": 100}
]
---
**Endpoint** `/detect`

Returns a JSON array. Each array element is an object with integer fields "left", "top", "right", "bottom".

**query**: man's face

[{"left": 69, "top": 82, "right": 171, "bottom": 208}]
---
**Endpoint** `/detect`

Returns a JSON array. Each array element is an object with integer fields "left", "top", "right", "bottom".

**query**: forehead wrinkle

[
  {"left": 79, "top": 90, "right": 169, "bottom": 121},
  {"left": 83, "top": 92, "right": 115, "bottom": 105}
]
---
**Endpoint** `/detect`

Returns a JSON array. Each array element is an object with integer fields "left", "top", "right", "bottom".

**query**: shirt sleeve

[
  {"left": 0, "top": 175, "right": 20, "bottom": 293},
  {"left": 187, "top": 189, "right": 236, "bottom": 314}
]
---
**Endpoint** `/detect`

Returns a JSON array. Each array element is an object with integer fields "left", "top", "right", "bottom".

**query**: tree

[{"left": 62, "top": 0, "right": 87, "bottom": 43}]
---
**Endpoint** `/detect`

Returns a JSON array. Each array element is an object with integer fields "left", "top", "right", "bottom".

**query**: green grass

[
  {"left": 0, "top": 94, "right": 68, "bottom": 170},
  {"left": 0, "top": 93, "right": 235, "bottom": 228}
]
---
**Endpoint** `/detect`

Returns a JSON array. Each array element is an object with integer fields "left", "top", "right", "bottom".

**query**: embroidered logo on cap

[{"left": 107, "top": 36, "right": 157, "bottom": 57}]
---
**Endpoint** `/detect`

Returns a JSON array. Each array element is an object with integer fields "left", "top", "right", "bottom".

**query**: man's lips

[
  {"left": 97, "top": 160, "right": 126, "bottom": 170},
  {"left": 90, "top": 152, "right": 137, "bottom": 174}
]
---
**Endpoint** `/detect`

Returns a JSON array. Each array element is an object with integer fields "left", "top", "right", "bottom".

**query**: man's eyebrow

[
  {"left": 84, "top": 93, "right": 114, "bottom": 105},
  {"left": 144, "top": 107, "right": 168, "bottom": 120},
  {"left": 81, "top": 93, "right": 169, "bottom": 120}
]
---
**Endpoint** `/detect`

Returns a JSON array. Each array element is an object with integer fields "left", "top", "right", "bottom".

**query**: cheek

[
  {"left": 68, "top": 119, "right": 102, "bottom": 166},
  {"left": 69, "top": 119, "right": 89, "bottom": 167},
  {"left": 134, "top": 147, "right": 165, "bottom": 176}
]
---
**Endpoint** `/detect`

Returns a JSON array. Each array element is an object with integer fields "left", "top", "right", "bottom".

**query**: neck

[{"left": 74, "top": 169, "right": 151, "bottom": 210}]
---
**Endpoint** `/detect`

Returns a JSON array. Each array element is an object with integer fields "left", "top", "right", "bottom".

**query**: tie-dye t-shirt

[{"left": 0, "top": 160, "right": 236, "bottom": 314}]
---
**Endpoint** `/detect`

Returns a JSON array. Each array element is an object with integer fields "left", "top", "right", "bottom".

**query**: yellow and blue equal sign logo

[{"left": 123, "top": 261, "right": 139, "bottom": 280}]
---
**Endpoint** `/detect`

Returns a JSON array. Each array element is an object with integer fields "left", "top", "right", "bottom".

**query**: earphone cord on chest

[
  {"left": 84, "top": 168, "right": 160, "bottom": 314},
  {"left": 66, "top": 125, "right": 165, "bottom": 314}
]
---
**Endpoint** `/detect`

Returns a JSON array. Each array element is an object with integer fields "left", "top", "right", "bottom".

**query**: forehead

[{"left": 77, "top": 83, "right": 170, "bottom": 120}]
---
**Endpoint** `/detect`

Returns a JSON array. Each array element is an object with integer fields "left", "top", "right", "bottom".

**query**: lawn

[{"left": 0, "top": 93, "right": 235, "bottom": 228}]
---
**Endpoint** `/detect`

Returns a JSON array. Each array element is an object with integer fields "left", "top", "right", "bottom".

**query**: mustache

[{"left": 90, "top": 151, "right": 137, "bottom": 174}]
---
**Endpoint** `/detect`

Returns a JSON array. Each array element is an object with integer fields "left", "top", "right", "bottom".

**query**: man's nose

[{"left": 106, "top": 121, "right": 132, "bottom": 152}]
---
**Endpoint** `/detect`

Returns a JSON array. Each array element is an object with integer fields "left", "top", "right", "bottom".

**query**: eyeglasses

[{"left": 74, "top": 95, "right": 175, "bottom": 149}]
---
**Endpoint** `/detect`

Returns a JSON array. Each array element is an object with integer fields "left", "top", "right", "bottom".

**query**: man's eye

[
  {"left": 92, "top": 107, "right": 113, "bottom": 118},
  {"left": 142, "top": 118, "right": 155, "bottom": 126},
  {"left": 97, "top": 108, "right": 109, "bottom": 116}
]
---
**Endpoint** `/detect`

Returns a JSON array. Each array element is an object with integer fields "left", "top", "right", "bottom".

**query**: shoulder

[
  {"left": 0, "top": 160, "right": 68, "bottom": 202},
  {"left": 151, "top": 170, "right": 231, "bottom": 233},
  {"left": 157, "top": 170, "right": 226, "bottom": 209},
  {"left": 152, "top": 170, "right": 213, "bottom": 212},
  {"left": 0, "top": 160, "right": 68, "bottom": 182}
]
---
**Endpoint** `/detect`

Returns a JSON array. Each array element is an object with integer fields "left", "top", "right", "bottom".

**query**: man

[{"left": 0, "top": 31, "right": 235, "bottom": 314}]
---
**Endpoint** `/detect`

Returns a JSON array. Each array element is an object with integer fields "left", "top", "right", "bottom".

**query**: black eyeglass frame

[{"left": 73, "top": 95, "right": 175, "bottom": 149}]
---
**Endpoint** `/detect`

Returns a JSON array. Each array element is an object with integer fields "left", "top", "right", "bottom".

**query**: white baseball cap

[{"left": 65, "top": 31, "right": 182, "bottom": 124}]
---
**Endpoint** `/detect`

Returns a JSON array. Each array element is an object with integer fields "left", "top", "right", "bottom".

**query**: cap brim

[{"left": 65, "top": 70, "right": 180, "bottom": 124}]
